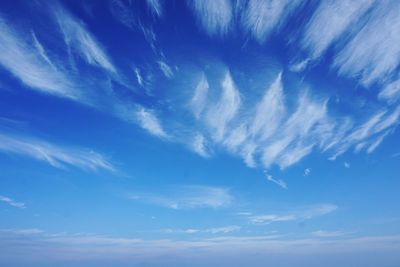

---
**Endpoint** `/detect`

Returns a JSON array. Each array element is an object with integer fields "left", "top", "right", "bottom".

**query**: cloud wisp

[
  {"left": 188, "top": 0, "right": 233, "bottom": 36},
  {"left": 54, "top": 4, "right": 116, "bottom": 74},
  {"left": 135, "top": 108, "right": 168, "bottom": 138},
  {"left": 187, "top": 71, "right": 397, "bottom": 170},
  {"left": 265, "top": 173, "right": 288, "bottom": 189},
  {"left": 163, "top": 225, "right": 241, "bottom": 235},
  {"left": 301, "top": 0, "right": 374, "bottom": 60},
  {"left": 0, "top": 133, "right": 114, "bottom": 172},
  {"left": 0, "top": 195, "right": 26, "bottom": 209},
  {"left": 0, "top": 16, "right": 78, "bottom": 99},
  {"left": 247, "top": 204, "right": 338, "bottom": 224},
  {"left": 129, "top": 185, "right": 232, "bottom": 209},
  {"left": 242, "top": 0, "right": 302, "bottom": 43}
]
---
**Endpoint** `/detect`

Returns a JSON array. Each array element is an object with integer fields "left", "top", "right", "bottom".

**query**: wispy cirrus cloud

[
  {"left": 0, "top": 195, "right": 26, "bottom": 209},
  {"left": 242, "top": 0, "right": 302, "bottom": 43},
  {"left": 164, "top": 225, "right": 241, "bottom": 235},
  {"left": 187, "top": 0, "right": 233, "bottom": 36},
  {"left": 301, "top": 0, "right": 374, "bottom": 60},
  {"left": 129, "top": 185, "right": 232, "bottom": 209},
  {"left": 0, "top": 16, "right": 78, "bottom": 99},
  {"left": 312, "top": 230, "right": 348, "bottom": 238},
  {"left": 145, "top": 0, "right": 163, "bottom": 17},
  {"left": 135, "top": 108, "right": 168, "bottom": 138},
  {"left": 247, "top": 204, "right": 338, "bottom": 224},
  {"left": 189, "top": 74, "right": 209, "bottom": 119},
  {"left": 187, "top": 69, "right": 399, "bottom": 170},
  {"left": 191, "top": 133, "right": 210, "bottom": 157},
  {"left": 158, "top": 60, "right": 173, "bottom": 78},
  {"left": 0, "top": 133, "right": 114, "bottom": 172},
  {"left": 54, "top": 3, "right": 116, "bottom": 74},
  {"left": 333, "top": 1, "right": 400, "bottom": 86},
  {"left": 265, "top": 173, "right": 288, "bottom": 190},
  {"left": 205, "top": 71, "right": 241, "bottom": 142},
  {"left": 379, "top": 79, "right": 400, "bottom": 104}
]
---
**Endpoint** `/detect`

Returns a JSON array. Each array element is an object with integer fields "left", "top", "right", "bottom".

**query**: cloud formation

[
  {"left": 247, "top": 204, "right": 337, "bottom": 224},
  {"left": 0, "top": 195, "right": 26, "bottom": 209},
  {"left": 0, "top": 16, "right": 78, "bottom": 99},
  {"left": 54, "top": 4, "right": 116, "bottom": 73},
  {"left": 0, "top": 133, "right": 114, "bottom": 171},
  {"left": 129, "top": 185, "right": 232, "bottom": 209},
  {"left": 135, "top": 108, "right": 168, "bottom": 138},
  {"left": 188, "top": 0, "right": 233, "bottom": 36}
]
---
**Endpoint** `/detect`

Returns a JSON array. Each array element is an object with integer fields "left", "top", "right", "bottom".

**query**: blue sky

[{"left": 0, "top": 0, "right": 400, "bottom": 266}]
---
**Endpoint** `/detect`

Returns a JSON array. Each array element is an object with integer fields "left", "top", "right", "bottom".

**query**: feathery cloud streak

[
  {"left": 0, "top": 17, "right": 78, "bottom": 99},
  {"left": 0, "top": 133, "right": 114, "bottom": 171},
  {"left": 0, "top": 195, "right": 26, "bottom": 209},
  {"left": 248, "top": 204, "right": 338, "bottom": 224},
  {"left": 129, "top": 185, "right": 232, "bottom": 209}
]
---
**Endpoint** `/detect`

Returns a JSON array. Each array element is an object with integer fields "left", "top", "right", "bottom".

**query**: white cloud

[
  {"left": 249, "top": 214, "right": 295, "bottom": 224},
  {"left": 242, "top": 0, "right": 302, "bottom": 42},
  {"left": 129, "top": 185, "right": 232, "bottom": 209},
  {"left": 188, "top": 0, "right": 233, "bottom": 36},
  {"left": 31, "top": 31, "right": 57, "bottom": 71},
  {"left": 289, "top": 58, "right": 310, "bottom": 73},
  {"left": 134, "top": 67, "right": 144, "bottom": 87},
  {"left": 205, "top": 225, "right": 241, "bottom": 234},
  {"left": 312, "top": 230, "right": 347, "bottom": 238},
  {"left": 164, "top": 225, "right": 241, "bottom": 235},
  {"left": 0, "top": 195, "right": 26, "bottom": 209},
  {"left": 192, "top": 134, "right": 209, "bottom": 157},
  {"left": 265, "top": 173, "right": 288, "bottom": 190},
  {"left": 260, "top": 91, "right": 329, "bottom": 169},
  {"left": 302, "top": 0, "right": 374, "bottom": 59},
  {"left": 250, "top": 73, "right": 285, "bottom": 142},
  {"left": 0, "top": 16, "right": 78, "bottom": 99},
  {"left": 188, "top": 71, "right": 396, "bottom": 170},
  {"left": 206, "top": 71, "right": 241, "bottom": 142},
  {"left": 379, "top": 79, "right": 400, "bottom": 104},
  {"left": 189, "top": 74, "right": 209, "bottom": 119},
  {"left": 333, "top": 1, "right": 400, "bottom": 86},
  {"left": 0, "top": 133, "right": 114, "bottom": 172},
  {"left": 332, "top": 107, "right": 400, "bottom": 156},
  {"left": 344, "top": 162, "right": 350, "bottom": 168},
  {"left": 109, "top": 0, "right": 137, "bottom": 29},
  {"left": 158, "top": 60, "right": 173, "bottom": 78},
  {"left": 304, "top": 168, "right": 311, "bottom": 176},
  {"left": 135, "top": 108, "right": 168, "bottom": 138},
  {"left": 145, "top": 0, "right": 163, "bottom": 17},
  {"left": 248, "top": 204, "right": 337, "bottom": 224},
  {"left": 54, "top": 4, "right": 116, "bottom": 73}
]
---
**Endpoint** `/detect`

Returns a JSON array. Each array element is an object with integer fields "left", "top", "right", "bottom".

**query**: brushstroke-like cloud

[
  {"left": 129, "top": 185, "right": 232, "bottom": 209},
  {"left": 54, "top": 4, "right": 116, "bottom": 73},
  {"left": 0, "top": 195, "right": 26, "bottom": 209},
  {"left": 205, "top": 71, "right": 241, "bottom": 142},
  {"left": 0, "top": 133, "right": 114, "bottom": 171},
  {"left": 188, "top": 0, "right": 233, "bottom": 36},
  {"left": 0, "top": 16, "right": 78, "bottom": 99},
  {"left": 242, "top": 0, "right": 302, "bottom": 42},
  {"left": 248, "top": 204, "right": 338, "bottom": 224},
  {"left": 265, "top": 173, "right": 288, "bottom": 190},
  {"left": 135, "top": 108, "right": 168, "bottom": 138},
  {"left": 302, "top": 0, "right": 374, "bottom": 59},
  {"left": 333, "top": 1, "right": 400, "bottom": 86}
]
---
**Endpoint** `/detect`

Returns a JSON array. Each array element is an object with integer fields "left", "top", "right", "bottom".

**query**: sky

[{"left": 0, "top": 0, "right": 400, "bottom": 266}]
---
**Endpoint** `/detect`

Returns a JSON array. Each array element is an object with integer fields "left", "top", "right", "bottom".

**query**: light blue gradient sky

[{"left": 0, "top": 1, "right": 400, "bottom": 266}]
